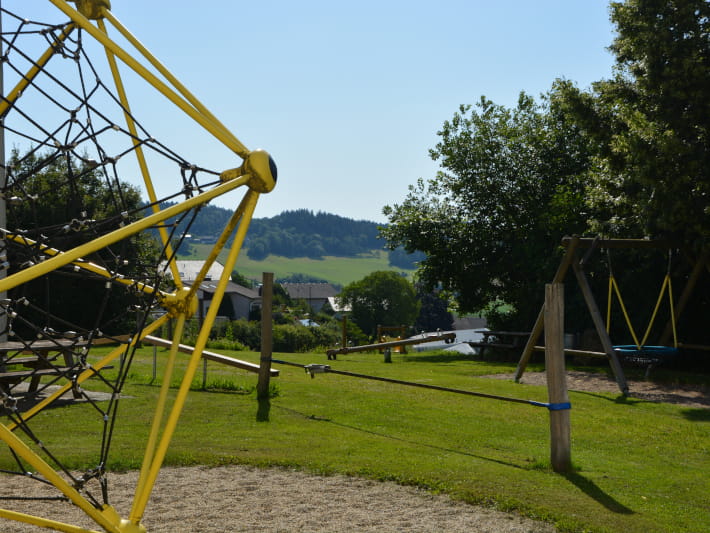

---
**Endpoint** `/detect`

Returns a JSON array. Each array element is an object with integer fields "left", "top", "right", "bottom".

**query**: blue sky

[{"left": 10, "top": 1, "right": 617, "bottom": 223}]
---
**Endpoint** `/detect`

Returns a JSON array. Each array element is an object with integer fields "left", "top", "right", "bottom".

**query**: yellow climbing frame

[{"left": 0, "top": 1, "right": 276, "bottom": 531}]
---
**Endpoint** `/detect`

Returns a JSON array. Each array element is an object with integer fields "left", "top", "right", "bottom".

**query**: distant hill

[{"left": 161, "top": 204, "right": 424, "bottom": 269}]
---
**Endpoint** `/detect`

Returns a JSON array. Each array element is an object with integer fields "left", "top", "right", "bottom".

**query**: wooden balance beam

[{"left": 142, "top": 336, "right": 279, "bottom": 376}]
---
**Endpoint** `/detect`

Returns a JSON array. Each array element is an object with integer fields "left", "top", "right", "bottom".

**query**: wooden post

[
  {"left": 571, "top": 260, "right": 629, "bottom": 395},
  {"left": 341, "top": 315, "right": 348, "bottom": 349},
  {"left": 257, "top": 272, "right": 274, "bottom": 400},
  {"left": 545, "top": 283, "right": 571, "bottom": 474}
]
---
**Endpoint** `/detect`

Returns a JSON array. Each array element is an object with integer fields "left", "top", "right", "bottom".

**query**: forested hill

[
  {"left": 246, "top": 209, "right": 381, "bottom": 260},
  {"left": 160, "top": 203, "right": 422, "bottom": 267}
]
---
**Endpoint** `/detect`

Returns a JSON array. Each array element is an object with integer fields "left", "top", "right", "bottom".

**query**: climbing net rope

[{"left": 0, "top": 2, "right": 275, "bottom": 531}]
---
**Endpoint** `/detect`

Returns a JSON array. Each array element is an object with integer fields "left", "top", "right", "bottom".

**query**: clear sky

[{"left": 13, "top": 1, "right": 618, "bottom": 223}]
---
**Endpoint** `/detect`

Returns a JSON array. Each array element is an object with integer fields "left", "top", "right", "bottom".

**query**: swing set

[{"left": 515, "top": 236, "right": 709, "bottom": 394}]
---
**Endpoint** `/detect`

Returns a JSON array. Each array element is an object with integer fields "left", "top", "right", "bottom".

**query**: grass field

[
  {"left": 5, "top": 346, "right": 709, "bottom": 533},
  {"left": 181, "top": 244, "right": 415, "bottom": 286}
]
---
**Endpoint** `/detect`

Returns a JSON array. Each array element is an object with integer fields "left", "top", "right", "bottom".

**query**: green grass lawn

[
  {"left": 182, "top": 244, "right": 415, "bottom": 286},
  {"left": 2, "top": 347, "right": 709, "bottom": 533}
]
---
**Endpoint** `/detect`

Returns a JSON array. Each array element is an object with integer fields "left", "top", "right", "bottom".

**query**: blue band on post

[{"left": 528, "top": 401, "right": 572, "bottom": 411}]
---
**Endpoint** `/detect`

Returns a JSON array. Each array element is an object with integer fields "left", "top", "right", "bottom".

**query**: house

[
  {"left": 186, "top": 279, "right": 260, "bottom": 321},
  {"left": 164, "top": 260, "right": 260, "bottom": 320},
  {"left": 281, "top": 282, "right": 338, "bottom": 312}
]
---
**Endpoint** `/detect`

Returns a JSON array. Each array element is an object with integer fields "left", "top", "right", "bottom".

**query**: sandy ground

[{"left": 1, "top": 371, "right": 707, "bottom": 532}]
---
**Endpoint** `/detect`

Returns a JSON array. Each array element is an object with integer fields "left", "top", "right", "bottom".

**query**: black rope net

[{"left": 0, "top": 5, "right": 223, "bottom": 513}]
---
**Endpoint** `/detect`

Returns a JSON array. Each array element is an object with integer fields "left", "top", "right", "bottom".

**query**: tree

[
  {"left": 4, "top": 149, "right": 160, "bottom": 335},
  {"left": 558, "top": 0, "right": 710, "bottom": 244},
  {"left": 337, "top": 271, "right": 420, "bottom": 338},
  {"left": 381, "top": 91, "right": 594, "bottom": 329},
  {"left": 414, "top": 285, "right": 453, "bottom": 333}
]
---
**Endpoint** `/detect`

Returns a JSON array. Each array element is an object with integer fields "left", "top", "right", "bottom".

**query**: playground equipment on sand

[{"left": 0, "top": 2, "right": 276, "bottom": 531}]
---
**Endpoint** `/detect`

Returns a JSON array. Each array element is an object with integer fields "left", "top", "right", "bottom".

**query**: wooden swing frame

[{"left": 513, "top": 236, "right": 709, "bottom": 395}]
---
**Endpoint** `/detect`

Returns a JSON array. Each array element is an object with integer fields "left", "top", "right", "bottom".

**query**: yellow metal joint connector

[
  {"left": 100, "top": 505, "right": 147, "bottom": 533},
  {"left": 70, "top": 0, "right": 111, "bottom": 20},
  {"left": 220, "top": 150, "right": 277, "bottom": 193},
  {"left": 160, "top": 287, "right": 197, "bottom": 319}
]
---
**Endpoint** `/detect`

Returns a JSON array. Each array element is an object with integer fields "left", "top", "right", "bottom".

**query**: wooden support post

[
  {"left": 545, "top": 283, "right": 571, "bottom": 473},
  {"left": 257, "top": 272, "right": 274, "bottom": 400},
  {"left": 571, "top": 260, "right": 629, "bottom": 395},
  {"left": 515, "top": 236, "right": 580, "bottom": 381}
]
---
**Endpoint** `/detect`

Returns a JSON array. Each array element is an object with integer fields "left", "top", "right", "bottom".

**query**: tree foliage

[
  {"left": 558, "top": 0, "right": 710, "bottom": 243},
  {"left": 381, "top": 91, "right": 593, "bottom": 328},
  {"left": 5, "top": 149, "right": 160, "bottom": 335},
  {"left": 338, "top": 271, "right": 420, "bottom": 338}
]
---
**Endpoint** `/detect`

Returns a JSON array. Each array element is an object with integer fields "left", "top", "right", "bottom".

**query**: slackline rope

[{"left": 271, "top": 360, "right": 571, "bottom": 411}]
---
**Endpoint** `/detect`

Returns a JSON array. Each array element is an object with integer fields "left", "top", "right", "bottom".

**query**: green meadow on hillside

[{"left": 182, "top": 244, "right": 416, "bottom": 286}]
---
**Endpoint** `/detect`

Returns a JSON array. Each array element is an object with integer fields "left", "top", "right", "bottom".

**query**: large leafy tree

[
  {"left": 4, "top": 149, "right": 160, "bottom": 335},
  {"left": 381, "top": 91, "right": 594, "bottom": 329},
  {"left": 559, "top": 0, "right": 710, "bottom": 244},
  {"left": 337, "top": 271, "right": 420, "bottom": 338}
]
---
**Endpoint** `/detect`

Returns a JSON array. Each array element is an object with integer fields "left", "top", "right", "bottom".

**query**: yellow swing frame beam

[{"left": 0, "top": 1, "right": 277, "bottom": 531}]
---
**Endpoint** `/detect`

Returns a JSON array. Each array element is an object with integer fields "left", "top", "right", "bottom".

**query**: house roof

[
  {"left": 185, "top": 280, "right": 260, "bottom": 299},
  {"left": 281, "top": 282, "right": 338, "bottom": 300},
  {"left": 168, "top": 260, "right": 225, "bottom": 282}
]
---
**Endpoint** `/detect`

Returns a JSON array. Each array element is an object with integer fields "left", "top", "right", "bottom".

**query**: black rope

[{"left": 272, "top": 360, "right": 571, "bottom": 411}]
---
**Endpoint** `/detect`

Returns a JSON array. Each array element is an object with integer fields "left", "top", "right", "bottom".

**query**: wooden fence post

[
  {"left": 257, "top": 272, "right": 274, "bottom": 400},
  {"left": 545, "top": 283, "right": 571, "bottom": 473}
]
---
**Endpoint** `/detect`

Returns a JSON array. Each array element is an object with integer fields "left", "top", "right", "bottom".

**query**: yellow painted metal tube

[
  {"left": 0, "top": 173, "right": 251, "bottom": 293},
  {"left": 3, "top": 232, "right": 167, "bottom": 300},
  {"left": 99, "top": 8, "right": 240, "bottom": 160},
  {"left": 47, "top": 0, "right": 249, "bottom": 158},
  {"left": 129, "top": 191, "right": 259, "bottom": 521},
  {"left": 0, "top": 508, "right": 101, "bottom": 533},
  {"left": 0, "top": 24, "right": 75, "bottom": 116},
  {"left": 96, "top": 18, "right": 182, "bottom": 287},
  {"left": 6, "top": 314, "right": 169, "bottom": 430},
  {"left": 130, "top": 313, "right": 186, "bottom": 523},
  {"left": 0, "top": 424, "right": 122, "bottom": 533},
  {"left": 184, "top": 190, "right": 252, "bottom": 303}
]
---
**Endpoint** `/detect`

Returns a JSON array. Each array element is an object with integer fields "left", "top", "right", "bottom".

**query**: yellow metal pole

[
  {"left": 129, "top": 191, "right": 259, "bottom": 521},
  {"left": 0, "top": 173, "right": 251, "bottom": 293},
  {"left": 3, "top": 232, "right": 167, "bottom": 300},
  {"left": 0, "top": 508, "right": 102, "bottom": 533},
  {"left": 47, "top": 0, "right": 250, "bottom": 158},
  {"left": 0, "top": 24, "right": 75, "bottom": 116},
  {"left": 99, "top": 8, "right": 240, "bottom": 159},
  {"left": 96, "top": 17, "right": 182, "bottom": 286},
  {"left": 0, "top": 424, "right": 122, "bottom": 533},
  {"left": 184, "top": 190, "right": 253, "bottom": 303},
  {"left": 130, "top": 313, "right": 186, "bottom": 523},
  {"left": 6, "top": 314, "right": 169, "bottom": 430}
]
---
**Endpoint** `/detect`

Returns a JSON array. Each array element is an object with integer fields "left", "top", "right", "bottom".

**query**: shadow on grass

[
  {"left": 256, "top": 397, "right": 271, "bottom": 422},
  {"left": 681, "top": 408, "right": 710, "bottom": 422},
  {"left": 275, "top": 405, "right": 528, "bottom": 471},
  {"left": 564, "top": 472, "right": 634, "bottom": 514}
]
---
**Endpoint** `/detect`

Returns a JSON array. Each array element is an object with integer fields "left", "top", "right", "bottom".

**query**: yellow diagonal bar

[
  {"left": 100, "top": 8, "right": 239, "bottom": 159},
  {"left": 0, "top": 24, "right": 75, "bottom": 116},
  {"left": 130, "top": 313, "right": 185, "bottom": 523},
  {"left": 3, "top": 232, "right": 168, "bottom": 300},
  {"left": 6, "top": 314, "right": 169, "bottom": 430},
  {"left": 0, "top": 173, "right": 251, "bottom": 293},
  {"left": 0, "top": 424, "right": 122, "bottom": 533},
  {"left": 47, "top": 0, "right": 250, "bottom": 158},
  {"left": 96, "top": 17, "right": 182, "bottom": 287},
  {"left": 184, "top": 188, "right": 253, "bottom": 303},
  {"left": 0, "top": 508, "right": 101, "bottom": 533},
  {"left": 129, "top": 190, "right": 259, "bottom": 522}
]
